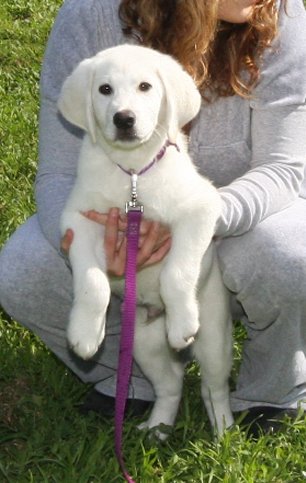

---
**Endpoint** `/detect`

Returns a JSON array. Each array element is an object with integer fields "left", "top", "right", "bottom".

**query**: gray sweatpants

[{"left": 1, "top": 198, "right": 306, "bottom": 411}]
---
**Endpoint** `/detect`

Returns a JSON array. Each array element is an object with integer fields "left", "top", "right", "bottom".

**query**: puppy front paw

[
  {"left": 67, "top": 304, "right": 106, "bottom": 360},
  {"left": 167, "top": 316, "right": 199, "bottom": 351}
]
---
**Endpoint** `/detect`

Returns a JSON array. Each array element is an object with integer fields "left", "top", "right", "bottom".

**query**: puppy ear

[
  {"left": 157, "top": 56, "right": 201, "bottom": 143},
  {"left": 57, "top": 58, "right": 97, "bottom": 143}
]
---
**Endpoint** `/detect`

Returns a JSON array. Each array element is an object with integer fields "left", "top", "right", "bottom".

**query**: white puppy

[{"left": 58, "top": 44, "right": 233, "bottom": 435}]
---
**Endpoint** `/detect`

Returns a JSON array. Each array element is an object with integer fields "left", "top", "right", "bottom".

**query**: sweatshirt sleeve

[
  {"left": 215, "top": 0, "right": 306, "bottom": 238},
  {"left": 35, "top": 0, "right": 119, "bottom": 250}
]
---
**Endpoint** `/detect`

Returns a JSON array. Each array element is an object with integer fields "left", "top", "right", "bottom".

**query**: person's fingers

[
  {"left": 82, "top": 209, "right": 171, "bottom": 274},
  {"left": 138, "top": 227, "right": 171, "bottom": 249},
  {"left": 138, "top": 217, "right": 151, "bottom": 236},
  {"left": 109, "top": 226, "right": 170, "bottom": 275},
  {"left": 103, "top": 208, "right": 129, "bottom": 276},
  {"left": 83, "top": 210, "right": 108, "bottom": 224},
  {"left": 141, "top": 238, "right": 172, "bottom": 268},
  {"left": 83, "top": 209, "right": 127, "bottom": 231},
  {"left": 82, "top": 210, "right": 170, "bottom": 242},
  {"left": 60, "top": 228, "right": 74, "bottom": 254},
  {"left": 136, "top": 221, "right": 162, "bottom": 266},
  {"left": 104, "top": 207, "right": 121, "bottom": 262},
  {"left": 106, "top": 236, "right": 127, "bottom": 277}
]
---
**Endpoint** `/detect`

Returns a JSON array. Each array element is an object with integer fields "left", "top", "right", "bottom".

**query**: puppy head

[{"left": 57, "top": 45, "right": 201, "bottom": 146}]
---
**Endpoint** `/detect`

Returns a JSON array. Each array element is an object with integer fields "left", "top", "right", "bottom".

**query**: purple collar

[{"left": 116, "top": 140, "right": 179, "bottom": 177}]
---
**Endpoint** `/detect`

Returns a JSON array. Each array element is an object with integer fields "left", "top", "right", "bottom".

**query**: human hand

[
  {"left": 84, "top": 208, "right": 171, "bottom": 276},
  {"left": 60, "top": 208, "right": 172, "bottom": 276}
]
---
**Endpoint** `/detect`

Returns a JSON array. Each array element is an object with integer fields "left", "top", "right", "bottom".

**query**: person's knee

[
  {"left": 251, "top": 225, "right": 306, "bottom": 306},
  {"left": 0, "top": 218, "right": 71, "bottom": 321},
  {"left": 279, "top": 252, "right": 306, "bottom": 306},
  {"left": 0, "top": 241, "right": 22, "bottom": 315},
  {"left": 218, "top": 222, "right": 306, "bottom": 310}
]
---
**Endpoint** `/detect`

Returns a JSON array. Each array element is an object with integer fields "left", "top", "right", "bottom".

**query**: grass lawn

[{"left": 1, "top": 1, "right": 306, "bottom": 481}]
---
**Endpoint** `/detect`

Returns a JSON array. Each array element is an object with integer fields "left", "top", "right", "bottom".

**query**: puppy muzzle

[{"left": 113, "top": 110, "right": 137, "bottom": 141}]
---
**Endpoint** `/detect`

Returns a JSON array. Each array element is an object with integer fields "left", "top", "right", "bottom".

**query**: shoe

[
  {"left": 239, "top": 406, "right": 303, "bottom": 439},
  {"left": 78, "top": 388, "right": 153, "bottom": 418}
]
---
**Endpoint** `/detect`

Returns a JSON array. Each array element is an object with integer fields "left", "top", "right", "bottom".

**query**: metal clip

[{"left": 125, "top": 171, "right": 144, "bottom": 213}]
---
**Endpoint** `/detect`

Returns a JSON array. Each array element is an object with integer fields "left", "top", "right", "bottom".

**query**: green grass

[
  {"left": 0, "top": 0, "right": 62, "bottom": 244},
  {"left": 1, "top": 1, "right": 306, "bottom": 482},
  {"left": 2, "top": 319, "right": 306, "bottom": 483}
]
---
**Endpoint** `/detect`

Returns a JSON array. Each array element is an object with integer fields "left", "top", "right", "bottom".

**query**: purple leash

[
  {"left": 114, "top": 141, "right": 179, "bottom": 481},
  {"left": 115, "top": 209, "right": 141, "bottom": 483},
  {"left": 115, "top": 171, "right": 143, "bottom": 483}
]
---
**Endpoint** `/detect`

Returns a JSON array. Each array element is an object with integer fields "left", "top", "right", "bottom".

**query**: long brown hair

[{"left": 119, "top": 0, "right": 280, "bottom": 99}]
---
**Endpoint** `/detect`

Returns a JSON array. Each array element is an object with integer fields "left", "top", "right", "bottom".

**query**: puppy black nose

[{"left": 113, "top": 110, "right": 136, "bottom": 130}]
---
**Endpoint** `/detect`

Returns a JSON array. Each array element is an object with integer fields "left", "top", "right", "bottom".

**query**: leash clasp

[
  {"left": 125, "top": 171, "right": 144, "bottom": 214},
  {"left": 125, "top": 201, "right": 144, "bottom": 213}
]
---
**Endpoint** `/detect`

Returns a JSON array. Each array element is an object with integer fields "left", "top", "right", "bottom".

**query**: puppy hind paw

[
  {"left": 137, "top": 421, "right": 149, "bottom": 431},
  {"left": 137, "top": 421, "right": 171, "bottom": 441}
]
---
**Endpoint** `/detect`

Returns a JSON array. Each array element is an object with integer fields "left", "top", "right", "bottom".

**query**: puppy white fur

[{"left": 58, "top": 45, "right": 233, "bottom": 435}]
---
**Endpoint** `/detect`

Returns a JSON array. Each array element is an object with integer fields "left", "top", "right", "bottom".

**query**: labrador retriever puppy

[{"left": 58, "top": 44, "right": 233, "bottom": 435}]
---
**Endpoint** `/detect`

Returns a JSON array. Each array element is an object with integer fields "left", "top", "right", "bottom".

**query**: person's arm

[
  {"left": 216, "top": 0, "right": 306, "bottom": 237},
  {"left": 216, "top": 103, "right": 306, "bottom": 237},
  {"left": 35, "top": 0, "right": 112, "bottom": 250}
]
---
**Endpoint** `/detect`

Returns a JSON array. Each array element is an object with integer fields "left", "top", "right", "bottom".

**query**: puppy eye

[
  {"left": 139, "top": 82, "right": 152, "bottom": 92},
  {"left": 99, "top": 84, "right": 113, "bottom": 95}
]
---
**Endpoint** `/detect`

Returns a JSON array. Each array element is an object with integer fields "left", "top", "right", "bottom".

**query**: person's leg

[
  {"left": 217, "top": 198, "right": 306, "bottom": 413},
  {"left": 0, "top": 215, "right": 154, "bottom": 403}
]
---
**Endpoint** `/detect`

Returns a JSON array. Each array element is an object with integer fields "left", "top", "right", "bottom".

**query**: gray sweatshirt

[{"left": 36, "top": 0, "right": 306, "bottom": 250}]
